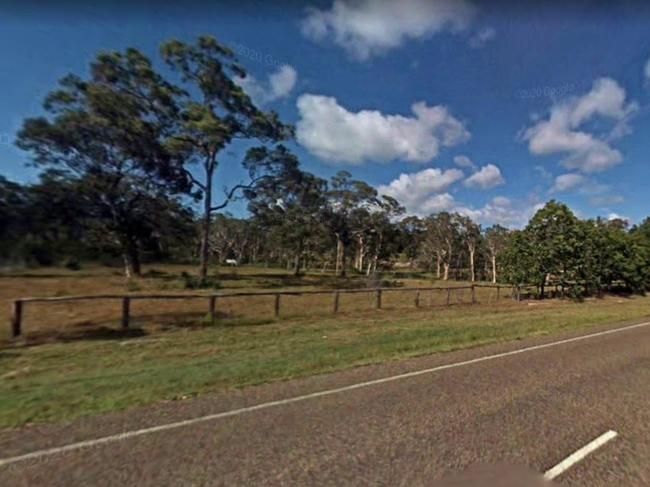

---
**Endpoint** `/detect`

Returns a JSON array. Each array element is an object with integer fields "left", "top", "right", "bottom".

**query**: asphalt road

[{"left": 2, "top": 320, "right": 650, "bottom": 486}]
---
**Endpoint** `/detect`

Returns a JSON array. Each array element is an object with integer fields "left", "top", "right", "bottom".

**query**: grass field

[
  {"left": 0, "top": 264, "right": 497, "bottom": 343},
  {"left": 1, "top": 264, "right": 648, "bottom": 429}
]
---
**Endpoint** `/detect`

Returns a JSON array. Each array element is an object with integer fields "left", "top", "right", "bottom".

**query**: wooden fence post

[
  {"left": 333, "top": 291, "right": 340, "bottom": 313},
  {"left": 471, "top": 285, "right": 476, "bottom": 304},
  {"left": 414, "top": 290, "right": 420, "bottom": 308},
  {"left": 209, "top": 296, "right": 217, "bottom": 323},
  {"left": 496, "top": 286, "right": 500, "bottom": 303},
  {"left": 11, "top": 300, "right": 23, "bottom": 337},
  {"left": 446, "top": 288, "right": 451, "bottom": 306},
  {"left": 121, "top": 297, "right": 130, "bottom": 329},
  {"left": 376, "top": 289, "right": 382, "bottom": 309},
  {"left": 274, "top": 294, "right": 281, "bottom": 317}
]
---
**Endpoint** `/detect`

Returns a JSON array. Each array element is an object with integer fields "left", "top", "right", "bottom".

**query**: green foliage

[
  {"left": 0, "top": 172, "right": 195, "bottom": 269},
  {"left": 15, "top": 47, "right": 194, "bottom": 277},
  {"left": 64, "top": 256, "right": 82, "bottom": 271},
  {"left": 502, "top": 202, "right": 650, "bottom": 297},
  {"left": 182, "top": 274, "right": 222, "bottom": 290},
  {"left": 159, "top": 36, "right": 293, "bottom": 279}
]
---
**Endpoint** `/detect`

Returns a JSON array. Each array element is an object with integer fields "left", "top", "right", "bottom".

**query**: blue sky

[{"left": 2, "top": 0, "right": 650, "bottom": 227}]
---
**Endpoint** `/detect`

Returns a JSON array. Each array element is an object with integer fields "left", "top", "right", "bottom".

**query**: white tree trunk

[
  {"left": 336, "top": 237, "right": 346, "bottom": 277},
  {"left": 123, "top": 253, "right": 132, "bottom": 279},
  {"left": 355, "top": 234, "right": 365, "bottom": 271},
  {"left": 469, "top": 248, "right": 476, "bottom": 282}
]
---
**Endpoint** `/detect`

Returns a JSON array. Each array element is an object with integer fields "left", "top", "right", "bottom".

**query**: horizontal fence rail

[{"left": 9, "top": 284, "right": 520, "bottom": 338}]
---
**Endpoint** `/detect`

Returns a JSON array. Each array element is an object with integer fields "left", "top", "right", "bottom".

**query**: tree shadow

[
  {"left": 3, "top": 309, "right": 261, "bottom": 348},
  {"left": 12, "top": 326, "right": 149, "bottom": 347},
  {"left": 0, "top": 272, "right": 98, "bottom": 279}
]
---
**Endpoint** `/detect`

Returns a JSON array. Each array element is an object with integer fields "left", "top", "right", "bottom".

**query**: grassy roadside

[{"left": 1, "top": 295, "right": 649, "bottom": 429}]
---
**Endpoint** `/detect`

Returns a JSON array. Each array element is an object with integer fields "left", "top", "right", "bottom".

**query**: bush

[
  {"left": 63, "top": 256, "right": 82, "bottom": 271},
  {"left": 360, "top": 273, "right": 403, "bottom": 289},
  {"left": 26, "top": 245, "right": 55, "bottom": 267},
  {"left": 182, "top": 275, "right": 222, "bottom": 290}
]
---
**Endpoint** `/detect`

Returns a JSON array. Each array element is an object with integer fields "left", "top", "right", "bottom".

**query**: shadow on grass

[
  {"left": 0, "top": 272, "right": 103, "bottom": 279},
  {"left": 2, "top": 308, "right": 279, "bottom": 348},
  {"left": 11, "top": 326, "right": 149, "bottom": 348}
]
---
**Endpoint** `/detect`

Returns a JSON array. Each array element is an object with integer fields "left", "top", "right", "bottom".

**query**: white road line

[
  {"left": 544, "top": 430, "right": 618, "bottom": 480},
  {"left": 0, "top": 321, "right": 648, "bottom": 469}
]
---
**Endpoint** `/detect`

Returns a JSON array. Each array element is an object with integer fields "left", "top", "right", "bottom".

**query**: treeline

[
  {"left": 5, "top": 168, "right": 650, "bottom": 298},
  {"left": 3, "top": 34, "right": 650, "bottom": 297},
  {"left": 0, "top": 172, "right": 193, "bottom": 270}
]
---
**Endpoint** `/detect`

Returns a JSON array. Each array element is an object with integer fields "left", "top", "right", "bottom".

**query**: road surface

[{"left": 2, "top": 319, "right": 650, "bottom": 486}]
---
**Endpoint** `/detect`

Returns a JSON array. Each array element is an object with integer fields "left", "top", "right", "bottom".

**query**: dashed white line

[
  {"left": 544, "top": 430, "right": 618, "bottom": 480},
  {"left": 0, "top": 321, "right": 647, "bottom": 469}
]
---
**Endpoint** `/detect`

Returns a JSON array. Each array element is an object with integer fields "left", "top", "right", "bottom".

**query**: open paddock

[{"left": 1, "top": 265, "right": 520, "bottom": 343}]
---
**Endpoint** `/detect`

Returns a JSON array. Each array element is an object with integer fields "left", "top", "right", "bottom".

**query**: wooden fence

[{"left": 9, "top": 284, "right": 520, "bottom": 338}]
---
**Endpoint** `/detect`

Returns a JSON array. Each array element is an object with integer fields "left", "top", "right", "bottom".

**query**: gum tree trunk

[
  {"left": 198, "top": 167, "right": 213, "bottom": 282},
  {"left": 336, "top": 237, "right": 346, "bottom": 277}
]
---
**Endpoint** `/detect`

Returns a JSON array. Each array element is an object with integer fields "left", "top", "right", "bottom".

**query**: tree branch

[
  {"left": 210, "top": 175, "right": 266, "bottom": 212},
  {"left": 181, "top": 168, "right": 206, "bottom": 191}
]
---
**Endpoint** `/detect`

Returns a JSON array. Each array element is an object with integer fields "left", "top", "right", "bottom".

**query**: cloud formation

[
  {"left": 550, "top": 173, "right": 585, "bottom": 193},
  {"left": 453, "top": 155, "right": 477, "bottom": 170},
  {"left": 301, "top": 0, "right": 476, "bottom": 60},
  {"left": 523, "top": 78, "right": 637, "bottom": 173},
  {"left": 235, "top": 65, "right": 297, "bottom": 105},
  {"left": 377, "top": 167, "right": 536, "bottom": 227},
  {"left": 377, "top": 167, "right": 464, "bottom": 214},
  {"left": 589, "top": 194, "right": 624, "bottom": 207},
  {"left": 463, "top": 163, "right": 505, "bottom": 189},
  {"left": 435, "top": 194, "right": 542, "bottom": 227},
  {"left": 459, "top": 196, "right": 543, "bottom": 227},
  {"left": 296, "top": 94, "right": 470, "bottom": 164}
]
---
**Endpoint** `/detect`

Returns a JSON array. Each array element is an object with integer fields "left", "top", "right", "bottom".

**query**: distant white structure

[{"left": 225, "top": 259, "right": 238, "bottom": 266}]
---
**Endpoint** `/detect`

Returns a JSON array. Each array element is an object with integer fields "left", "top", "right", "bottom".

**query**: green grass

[{"left": 1, "top": 295, "right": 649, "bottom": 429}]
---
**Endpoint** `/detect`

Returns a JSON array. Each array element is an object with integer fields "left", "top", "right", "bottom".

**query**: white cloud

[
  {"left": 235, "top": 65, "right": 297, "bottom": 105},
  {"left": 301, "top": 0, "right": 476, "bottom": 60},
  {"left": 442, "top": 195, "right": 542, "bottom": 227},
  {"left": 550, "top": 173, "right": 585, "bottom": 193},
  {"left": 377, "top": 168, "right": 537, "bottom": 227},
  {"left": 296, "top": 94, "right": 470, "bottom": 164},
  {"left": 377, "top": 167, "right": 464, "bottom": 214},
  {"left": 607, "top": 212, "right": 628, "bottom": 222},
  {"left": 468, "top": 26, "right": 495, "bottom": 48},
  {"left": 523, "top": 78, "right": 637, "bottom": 173},
  {"left": 420, "top": 193, "right": 458, "bottom": 214},
  {"left": 589, "top": 194, "right": 624, "bottom": 207},
  {"left": 645, "top": 57, "right": 650, "bottom": 80},
  {"left": 463, "top": 163, "right": 505, "bottom": 189},
  {"left": 533, "top": 165, "right": 553, "bottom": 180},
  {"left": 463, "top": 197, "right": 543, "bottom": 227},
  {"left": 453, "top": 154, "right": 477, "bottom": 170}
]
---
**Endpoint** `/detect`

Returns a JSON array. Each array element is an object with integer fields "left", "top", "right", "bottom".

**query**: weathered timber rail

[{"left": 9, "top": 284, "right": 519, "bottom": 338}]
